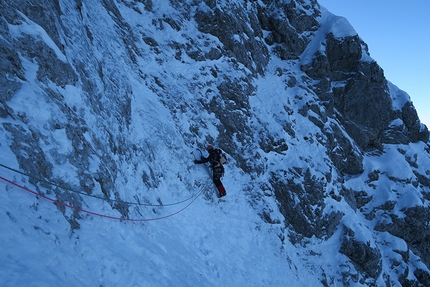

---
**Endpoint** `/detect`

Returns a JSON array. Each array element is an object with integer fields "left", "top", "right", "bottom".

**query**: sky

[{"left": 318, "top": 0, "right": 430, "bottom": 127}]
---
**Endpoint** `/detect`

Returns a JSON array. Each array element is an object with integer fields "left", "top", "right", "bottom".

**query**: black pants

[{"left": 212, "top": 166, "right": 224, "bottom": 187}]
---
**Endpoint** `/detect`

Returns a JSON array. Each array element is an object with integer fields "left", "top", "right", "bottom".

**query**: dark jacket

[{"left": 196, "top": 149, "right": 220, "bottom": 168}]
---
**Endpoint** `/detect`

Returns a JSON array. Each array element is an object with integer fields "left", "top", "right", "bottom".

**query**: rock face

[{"left": 1, "top": 0, "right": 430, "bottom": 285}]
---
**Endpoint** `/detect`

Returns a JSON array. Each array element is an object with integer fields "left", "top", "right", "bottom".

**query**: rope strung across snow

[
  {"left": 0, "top": 174, "right": 204, "bottom": 222},
  {"left": 0, "top": 163, "right": 199, "bottom": 207}
]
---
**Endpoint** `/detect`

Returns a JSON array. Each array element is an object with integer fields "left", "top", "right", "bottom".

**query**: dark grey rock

[{"left": 340, "top": 226, "right": 382, "bottom": 279}]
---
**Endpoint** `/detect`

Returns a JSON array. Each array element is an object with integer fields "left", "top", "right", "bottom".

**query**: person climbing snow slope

[{"left": 194, "top": 145, "right": 227, "bottom": 198}]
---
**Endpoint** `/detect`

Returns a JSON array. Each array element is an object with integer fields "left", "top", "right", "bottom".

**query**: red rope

[{"left": 0, "top": 175, "right": 203, "bottom": 222}]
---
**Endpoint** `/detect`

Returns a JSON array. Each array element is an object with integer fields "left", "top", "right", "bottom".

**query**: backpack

[{"left": 214, "top": 149, "right": 227, "bottom": 165}]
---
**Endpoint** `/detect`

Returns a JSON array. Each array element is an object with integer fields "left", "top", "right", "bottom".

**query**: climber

[{"left": 194, "top": 145, "right": 227, "bottom": 198}]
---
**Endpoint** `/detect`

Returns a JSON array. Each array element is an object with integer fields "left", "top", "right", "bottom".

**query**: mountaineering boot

[{"left": 217, "top": 185, "right": 226, "bottom": 198}]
